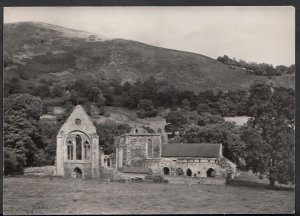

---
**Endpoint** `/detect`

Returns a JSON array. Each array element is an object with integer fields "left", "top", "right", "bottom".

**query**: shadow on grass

[{"left": 228, "top": 179, "right": 294, "bottom": 192}]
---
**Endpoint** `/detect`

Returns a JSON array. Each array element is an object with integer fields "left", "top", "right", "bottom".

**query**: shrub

[
  {"left": 4, "top": 148, "right": 25, "bottom": 176},
  {"left": 137, "top": 109, "right": 158, "bottom": 119},
  {"left": 104, "top": 112, "right": 111, "bottom": 117},
  {"left": 20, "top": 72, "right": 30, "bottom": 80},
  {"left": 99, "top": 107, "right": 105, "bottom": 115},
  {"left": 153, "top": 175, "right": 165, "bottom": 183}
]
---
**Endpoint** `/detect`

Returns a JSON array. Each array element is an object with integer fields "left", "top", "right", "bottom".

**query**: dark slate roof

[
  {"left": 121, "top": 167, "right": 151, "bottom": 174},
  {"left": 161, "top": 143, "right": 221, "bottom": 158}
]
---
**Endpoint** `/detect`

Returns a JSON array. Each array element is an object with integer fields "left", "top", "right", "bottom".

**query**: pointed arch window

[
  {"left": 84, "top": 141, "right": 91, "bottom": 160},
  {"left": 147, "top": 139, "right": 153, "bottom": 158},
  {"left": 67, "top": 140, "right": 73, "bottom": 160},
  {"left": 76, "top": 135, "right": 82, "bottom": 160}
]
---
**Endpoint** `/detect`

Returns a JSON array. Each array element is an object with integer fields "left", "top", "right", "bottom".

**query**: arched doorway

[
  {"left": 176, "top": 168, "right": 184, "bottom": 176},
  {"left": 207, "top": 168, "right": 216, "bottom": 177},
  {"left": 73, "top": 167, "right": 83, "bottom": 178},
  {"left": 186, "top": 168, "right": 192, "bottom": 177},
  {"left": 163, "top": 167, "right": 170, "bottom": 175}
]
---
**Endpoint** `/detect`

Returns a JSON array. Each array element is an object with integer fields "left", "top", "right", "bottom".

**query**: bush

[
  {"left": 4, "top": 148, "right": 25, "bottom": 176},
  {"left": 137, "top": 109, "right": 158, "bottom": 119},
  {"left": 20, "top": 72, "right": 30, "bottom": 80},
  {"left": 153, "top": 174, "right": 165, "bottom": 183},
  {"left": 99, "top": 107, "right": 105, "bottom": 115},
  {"left": 33, "top": 149, "right": 49, "bottom": 166},
  {"left": 104, "top": 112, "right": 111, "bottom": 117}
]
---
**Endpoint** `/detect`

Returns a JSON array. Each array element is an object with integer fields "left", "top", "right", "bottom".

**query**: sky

[{"left": 4, "top": 6, "right": 295, "bottom": 66}]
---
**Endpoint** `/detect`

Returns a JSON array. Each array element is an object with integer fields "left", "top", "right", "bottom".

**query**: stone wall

[
  {"left": 122, "top": 134, "right": 162, "bottom": 167},
  {"left": 165, "top": 176, "right": 226, "bottom": 185},
  {"left": 117, "top": 172, "right": 147, "bottom": 180},
  {"left": 63, "top": 162, "right": 92, "bottom": 179},
  {"left": 99, "top": 166, "right": 116, "bottom": 180},
  {"left": 145, "top": 157, "right": 222, "bottom": 177}
]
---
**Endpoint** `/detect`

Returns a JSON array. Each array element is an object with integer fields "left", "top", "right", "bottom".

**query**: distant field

[
  {"left": 224, "top": 116, "right": 251, "bottom": 126},
  {"left": 3, "top": 176, "right": 294, "bottom": 214}
]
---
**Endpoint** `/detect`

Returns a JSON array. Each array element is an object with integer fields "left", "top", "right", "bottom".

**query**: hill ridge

[{"left": 4, "top": 22, "right": 295, "bottom": 92}]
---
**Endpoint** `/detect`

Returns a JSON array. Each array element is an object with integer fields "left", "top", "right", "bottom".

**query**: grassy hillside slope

[{"left": 4, "top": 22, "right": 294, "bottom": 92}]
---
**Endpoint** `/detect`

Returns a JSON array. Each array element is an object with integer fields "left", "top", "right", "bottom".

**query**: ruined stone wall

[
  {"left": 99, "top": 166, "right": 116, "bottom": 180},
  {"left": 117, "top": 172, "right": 147, "bottom": 180},
  {"left": 123, "top": 135, "right": 162, "bottom": 167},
  {"left": 63, "top": 162, "right": 92, "bottom": 179}
]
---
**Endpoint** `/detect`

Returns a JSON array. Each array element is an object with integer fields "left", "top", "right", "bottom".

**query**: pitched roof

[
  {"left": 121, "top": 167, "right": 152, "bottom": 174},
  {"left": 161, "top": 143, "right": 221, "bottom": 158},
  {"left": 58, "top": 105, "right": 97, "bottom": 135}
]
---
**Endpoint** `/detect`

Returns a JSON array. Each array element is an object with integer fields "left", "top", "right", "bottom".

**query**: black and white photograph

[{"left": 3, "top": 5, "right": 295, "bottom": 214}]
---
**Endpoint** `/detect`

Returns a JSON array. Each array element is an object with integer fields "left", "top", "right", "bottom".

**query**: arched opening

[
  {"left": 163, "top": 167, "right": 170, "bottom": 175},
  {"left": 207, "top": 168, "right": 216, "bottom": 177},
  {"left": 72, "top": 167, "right": 83, "bottom": 178},
  {"left": 75, "top": 135, "right": 82, "bottom": 160},
  {"left": 135, "top": 129, "right": 138, "bottom": 133},
  {"left": 67, "top": 140, "right": 73, "bottom": 160},
  {"left": 84, "top": 141, "right": 90, "bottom": 160},
  {"left": 176, "top": 168, "right": 184, "bottom": 176},
  {"left": 186, "top": 168, "right": 192, "bottom": 177}
]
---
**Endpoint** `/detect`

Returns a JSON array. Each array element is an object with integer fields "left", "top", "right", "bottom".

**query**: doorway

[
  {"left": 163, "top": 167, "right": 170, "bottom": 175},
  {"left": 72, "top": 167, "right": 83, "bottom": 178},
  {"left": 186, "top": 168, "right": 192, "bottom": 177}
]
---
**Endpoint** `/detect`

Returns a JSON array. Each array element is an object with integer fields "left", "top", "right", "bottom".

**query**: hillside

[{"left": 4, "top": 22, "right": 294, "bottom": 92}]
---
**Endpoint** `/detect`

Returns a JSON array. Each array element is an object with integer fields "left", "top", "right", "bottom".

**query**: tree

[
  {"left": 31, "top": 83, "right": 51, "bottom": 99},
  {"left": 217, "top": 56, "right": 226, "bottom": 63},
  {"left": 4, "top": 147, "right": 26, "bottom": 176},
  {"left": 123, "top": 81, "right": 132, "bottom": 92},
  {"left": 4, "top": 94, "right": 45, "bottom": 174},
  {"left": 157, "top": 85, "right": 178, "bottom": 107},
  {"left": 165, "top": 111, "right": 189, "bottom": 134},
  {"left": 197, "top": 113, "right": 224, "bottom": 126},
  {"left": 182, "top": 122, "right": 245, "bottom": 167},
  {"left": 96, "top": 91, "right": 106, "bottom": 107},
  {"left": 242, "top": 83, "right": 295, "bottom": 188},
  {"left": 88, "top": 86, "right": 100, "bottom": 103},
  {"left": 51, "top": 83, "right": 65, "bottom": 98},
  {"left": 181, "top": 99, "right": 191, "bottom": 111},
  {"left": 38, "top": 119, "right": 61, "bottom": 165},
  {"left": 137, "top": 99, "right": 157, "bottom": 118},
  {"left": 95, "top": 122, "right": 131, "bottom": 154},
  {"left": 69, "top": 90, "right": 79, "bottom": 106},
  {"left": 4, "top": 76, "right": 23, "bottom": 97},
  {"left": 197, "top": 103, "right": 211, "bottom": 115}
]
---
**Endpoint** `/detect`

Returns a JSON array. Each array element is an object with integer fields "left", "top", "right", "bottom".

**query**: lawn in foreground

[{"left": 3, "top": 176, "right": 294, "bottom": 214}]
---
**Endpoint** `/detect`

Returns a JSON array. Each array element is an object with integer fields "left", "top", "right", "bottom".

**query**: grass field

[{"left": 3, "top": 176, "right": 294, "bottom": 214}]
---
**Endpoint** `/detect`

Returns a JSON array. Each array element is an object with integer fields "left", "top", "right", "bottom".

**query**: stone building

[
  {"left": 56, "top": 105, "right": 100, "bottom": 179},
  {"left": 159, "top": 144, "right": 236, "bottom": 178},
  {"left": 56, "top": 106, "right": 236, "bottom": 180},
  {"left": 116, "top": 126, "right": 237, "bottom": 179}
]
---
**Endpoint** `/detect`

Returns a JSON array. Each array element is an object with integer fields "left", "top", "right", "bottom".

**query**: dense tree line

[
  {"left": 5, "top": 74, "right": 251, "bottom": 118},
  {"left": 217, "top": 55, "right": 295, "bottom": 76},
  {"left": 119, "top": 77, "right": 249, "bottom": 118}
]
